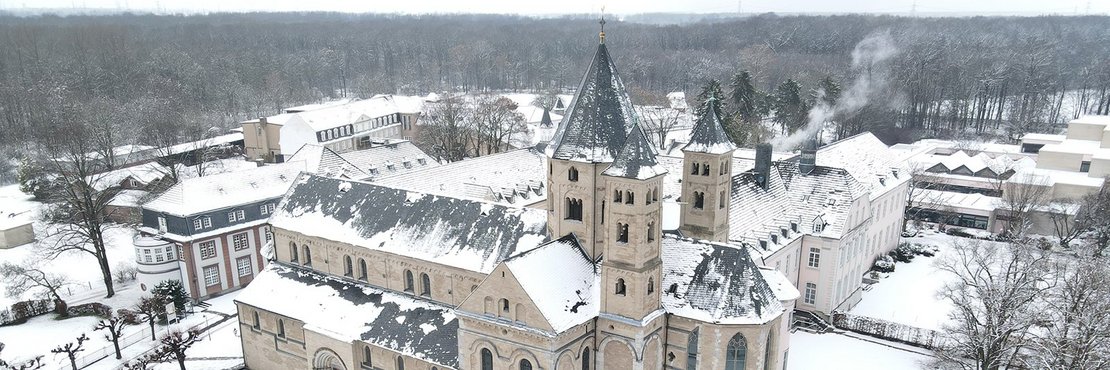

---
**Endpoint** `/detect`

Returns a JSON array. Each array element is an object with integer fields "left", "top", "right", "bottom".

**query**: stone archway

[
  {"left": 312, "top": 348, "right": 347, "bottom": 370},
  {"left": 603, "top": 340, "right": 633, "bottom": 369}
]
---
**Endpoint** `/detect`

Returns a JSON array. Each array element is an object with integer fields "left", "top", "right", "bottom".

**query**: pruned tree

[
  {"left": 135, "top": 295, "right": 167, "bottom": 341},
  {"left": 94, "top": 312, "right": 134, "bottom": 360},
  {"left": 50, "top": 333, "right": 88, "bottom": 370},
  {"left": 416, "top": 95, "right": 475, "bottom": 162},
  {"left": 139, "top": 329, "right": 202, "bottom": 370},
  {"left": 1024, "top": 246, "right": 1110, "bottom": 370},
  {"left": 933, "top": 239, "right": 1057, "bottom": 370},
  {"left": 0, "top": 343, "right": 44, "bottom": 370},
  {"left": 0, "top": 262, "right": 71, "bottom": 315}
]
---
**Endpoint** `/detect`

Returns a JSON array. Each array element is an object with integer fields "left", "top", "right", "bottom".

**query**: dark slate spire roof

[
  {"left": 603, "top": 125, "right": 667, "bottom": 179},
  {"left": 540, "top": 107, "right": 553, "bottom": 127},
  {"left": 548, "top": 42, "right": 640, "bottom": 163},
  {"left": 683, "top": 97, "right": 737, "bottom": 154}
]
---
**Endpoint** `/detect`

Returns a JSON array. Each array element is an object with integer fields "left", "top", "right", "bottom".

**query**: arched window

[
  {"left": 568, "top": 167, "right": 579, "bottom": 182},
  {"left": 481, "top": 348, "right": 493, "bottom": 370},
  {"left": 582, "top": 348, "right": 591, "bottom": 370},
  {"left": 625, "top": 190, "right": 634, "bottom": 204},
  {"left": 720, "top": 190, "right": 727, "bottom": 209},
  {"left": 687, "top": 328, "right": 699, "bottom": 370},
  {"left": 617, "top": 223, "right": 629, "bottom": 243},
  {"left": 404, "top": 270, "right": 414, "bottom": 292},
  {"left": 500, "top": 298, "right": 510, "bottom": 314},
  {"left": 647, "top": 222, "right": 655, "bottom": 242},
  {"left": 701, "top": 163, "right": 710, "bottom": 176},
  {"left": 647, "top": 277, "right": 655, "bottom": 294},
  {"left": 614, "top": 189, "right": 623, "bottom": 202},
  {"left": 764, "top": 331, "right": 774, "bottom": 370},
  {"left": 420, "top": 273, "right": 431, "bottom": 297},
  {"left": 565, "top": 198, "right": 583, "bottom": 221},
  {"left": 289, "top": 242, "right": 299, "bottom": 262},
  {"left": 343, "top": 255, "right": 353, "bottom": 277},
  {"left": 252, "top": 311, "right": 260, "bottom": 329},
  {"left": 396, "top": 356, "right": 405, "bottom": 370},
  {"left": 520, "top": 359, "right": 532, "bottom": 370},
  {"left": 615, "top": 278, "right": 626, "bottom": 296},
  {"left": 720, "top": 160, "right": 727, "bottom": 175},
  {"left": 277, "top": 319, "right": 286, "bottom": 338},
  {"left": 302, "top": 245, "right": 312, "bottom": 265},
  {"left": 691, "top": 163, "right": 699, "bottom": 175},
  {"left": 652, "top": 188, "right": 659, "bottom": 202},
  {"left": 362, "top": 346, "right": 372, "bottom": 367},
  {"left": 693, "top": 192, "right": 705, "bottom": 209},
  {"left": 358, "top": 259, "right": 368, "bottom": 280},
  {"left": 725, "top": 333, "right": 748, "bottom": 370}
]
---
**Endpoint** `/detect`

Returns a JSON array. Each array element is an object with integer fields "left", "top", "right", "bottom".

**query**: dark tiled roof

[
  {"left": 661, "top": 235, "right": 784, "bottom": 324},
  {"left": 549, "top": 43, "right": 640, "bottom": 162},
  {"left": 682, "top": 101, "right": 736, "bottom": 154},
  {"left": 602, "top": 126, "right": 667, "bottom": 179},
  {"left": 236, "top": 264, "right": 459, "bottom": 368},
  {"left": 269, "top": 174, "right": 550, "bottom": 273}
]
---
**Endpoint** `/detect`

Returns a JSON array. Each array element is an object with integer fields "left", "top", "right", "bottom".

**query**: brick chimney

[
  {"left": 755, "top": 143, "right": 772, "bottom": 189},
  {"left": 799, "top": 134, "right": 817, "bottom": 175}
]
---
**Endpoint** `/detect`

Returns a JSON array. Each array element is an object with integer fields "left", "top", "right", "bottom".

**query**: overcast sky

[{"left": 3, "top": 0, "right": 1108, "bottom": 16}]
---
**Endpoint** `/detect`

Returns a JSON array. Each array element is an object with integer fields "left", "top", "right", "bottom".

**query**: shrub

[
  {"left": 908, "top": 243, "right": 938, "bottom": 257},
  {"left": 945, "top": 227, "right": 974, "bottom": 238},
  {"left": 889, "top": 244, "right": 916, "bottom": 263},
  {"left": 67, "top": 303, "right": 112, "bottom": 318},
  {"left": 872, "top": 255, "right": 896, "bottom": 273}
]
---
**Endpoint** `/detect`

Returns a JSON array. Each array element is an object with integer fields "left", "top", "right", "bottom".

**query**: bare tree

[
  {"left": 416, "top": 95, "right": 475, "bottom": 162},
  {"left": 139, "top": 329, "right": 202, "bottom": 370},
  {"left": 1047, "top": 200, "right": 1084, "bottom": 249},
  {"left": 902, "top": 162, "right": 945, "bottom": 232},
  {"left": 1075, "top": 180, "right": 1110, "bottom": 256},
  {"left": 0, "top": 343, "right": 44, "bottom": 370},
  {"left": 94, "top": 312, "right": 134, "bottom": 360},
  {"left": 1024, "top": 246, "right": 1110, "bottom": 370},
  {"left": 933, "top": 239, "right": 1057, "bottom": 370},
  {"left": 471, "top": 95, "right": 526, "bottom": 155},
  {"left": 638, "top": 106, "right": 683, "bottom": 150},
  {"left": 49, "top": 333, "right": 88, "bottom": 370},
  {"left": 0, "top": 262, "right": 71, "bottom": 314},
  {"left": 998, "top": 173, "right": 1052, "bottom": 237},
  {"left": 135, "top": 296, "right": 167, "bottom": 341}
]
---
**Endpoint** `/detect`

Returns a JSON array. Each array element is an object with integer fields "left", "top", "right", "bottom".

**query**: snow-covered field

[{"left": 788, "top": 331, "right": 933, "bottom": 369}]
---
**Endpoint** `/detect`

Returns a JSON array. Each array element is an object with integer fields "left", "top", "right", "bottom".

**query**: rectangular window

[
  {"left": 232, "top": 232, "right": 250, "bottom": 251},
  {"left": 177, "top": 245, "right": 184, "bottom": 261},
  {"left": 203, "top": 265, "right": 220, "bottom": 287},
  {"left": 192, "top": 217, "right": 211, "bottom": 230},
  {"left": 228, "top": 209, "right": 245, "bottom": 223},
  {"left": 804, "top": 283, "right": 817, "bottom": 305},
  {"left": 264, "top": 227, "right": 272, "bottom": 242},
  {"left": 199, "top": 241, "right": 217, "bottom": 260},
  {"left": 143, "top": 249, "right": 153, "bottom": 263},
  {"left": 807, "top": 248, "right": 821, "bottom": 268},
  {"left": 236, "top": 256, "right": 253, "bottom": 277}
]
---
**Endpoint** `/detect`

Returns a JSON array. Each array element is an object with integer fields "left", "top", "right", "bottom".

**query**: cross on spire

[{"left": 599, "top": 6, "right": 606, "bottom": 44}]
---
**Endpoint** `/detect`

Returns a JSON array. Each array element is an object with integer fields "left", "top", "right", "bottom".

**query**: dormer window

[{"left": 568, "top": 167, "right": 579, "bottom": 182}]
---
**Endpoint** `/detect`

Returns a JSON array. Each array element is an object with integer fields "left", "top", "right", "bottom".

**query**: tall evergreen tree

[
  {"left": 695, "top": 79, "right": 726, "bottom": 118},
  {"left": 729, "top": 71, "right": 762, "bottom": 124},
  {"left": 815, "top": 75, "right": 841, "bottom": 107},
  {"left": 773, "top": 79, "right": 810, "bottom": 134}
]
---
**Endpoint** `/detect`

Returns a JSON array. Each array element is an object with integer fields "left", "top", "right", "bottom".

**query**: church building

[{"left": 234, "top": 26, "right": 798, "bottom": 370}]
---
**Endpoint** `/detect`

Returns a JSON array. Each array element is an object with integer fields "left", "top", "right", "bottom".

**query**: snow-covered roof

[
  {"left": 283, "top": 98, "right": 354, "bottom": 113},
  {"left": 503, "top": 235, "right": 599, "bottom": 333},
  {"left": 335, "top": 141, "right": 440, "bottom": 181},
  {"left": 162, "top": 133, "right": 243, "bottom": 157},
  {"left": 682, "top": 101, "right": 736, "bottom": 154},
  {"left": 142, "top": 162, "right": 305, "bottom": 217},
  {"left": 548, "top": 43, "right": 640, "bottom": 163},
  {"left": 87, "top": 162, "right": 168, "bottom": 191},
  {"left": 1021, "top": 133, "right": 1066, "bottom": 145},
  {"left": 296, "top": 95, "right": 424, "bottom": 132},
  {"left": 758, "top": 267, "right": 800, "bottom": 301},
  {"left": 270, "top": 174, "right": 550, "bottom": 274},
  {"left": 729, "top": 162, "right": 868, "bottom": 255},
  {"left": 816, "top": 133, "right": 908, "bottom": 198},
  {"left": 375, "top": 148, "right": 546, "bottom": 207},
  {"left": 285, "top": 144, "right": 371, "bottom": 180},
  {"left": 0, "top": 209, "right": 33, "bottom": 230},
  {"left": 1041, "top": 139, "right": 1102, "bottom": 155},
  {"left": 236, "top": 264, "right": 459, "bottom": 368},
  {"left": 661, "top": 235, "right": 785, "bottom": 325},
  {"left": 666, "top": 91, "right": 688, "bottom": 110},
  {"left": 603, "top": 126, "right": 668, "bottom": 180},
  {"left": 107, "top": 189, "right": 150, "bottom": 207}
]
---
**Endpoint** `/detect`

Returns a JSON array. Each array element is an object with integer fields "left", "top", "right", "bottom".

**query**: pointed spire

[
  {"left": 548, "top": 31, "right": 640, "bottom": 163},
  {"left": 683, "top": 96, "right": 737, "bottom": 154},
  {"left": 603, "top": 125, "right": 667, "bottom": 179},
  {"left": 540, "top": 107, "right": 553, "bottom": 127}
]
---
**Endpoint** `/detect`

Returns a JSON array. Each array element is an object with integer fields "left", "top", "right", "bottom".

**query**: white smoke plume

[{"left": 769, "top": 30, "right": 898, "bottom": 149}]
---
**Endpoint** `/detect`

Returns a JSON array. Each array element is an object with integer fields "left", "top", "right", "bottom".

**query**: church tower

[
  {"left": 680, "top": 97, "right": 737, "bottom": 242},
  {"left": 545, "top": 21, "right": 638, "bottom": 259}
]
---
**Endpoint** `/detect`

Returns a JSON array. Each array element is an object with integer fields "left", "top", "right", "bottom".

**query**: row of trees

[{"left": 415, "top": 95, "right": 528, "bottom": 162}]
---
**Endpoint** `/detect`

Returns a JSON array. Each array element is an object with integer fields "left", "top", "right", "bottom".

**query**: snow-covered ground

[
  {"left": 849, "top": 229, "right": 1008, "bottom": 331},
  {"left": 788, "top": 331, "right": 933, "bottom": 369}
]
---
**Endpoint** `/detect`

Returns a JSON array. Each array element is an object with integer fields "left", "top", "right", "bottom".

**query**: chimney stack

[
  {"left": 755, "top": 143, "right": 772, "bottom": 189},
  {"left": 799, "top": 134, "right": 818, "bottom": 175}
]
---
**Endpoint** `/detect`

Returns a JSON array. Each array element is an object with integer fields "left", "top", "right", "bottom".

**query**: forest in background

[{"left": 0, "top": 12, "right": 1108, "bottom": 175}]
